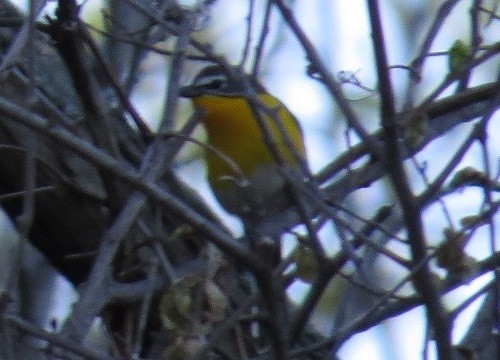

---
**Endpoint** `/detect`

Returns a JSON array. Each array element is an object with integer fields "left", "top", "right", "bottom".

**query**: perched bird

[
  {"left": 180, "top": 65, "right": 308, "bottom": 223},
  {"left": 180, "top": 67, "right": 311, "bottom": 342}
]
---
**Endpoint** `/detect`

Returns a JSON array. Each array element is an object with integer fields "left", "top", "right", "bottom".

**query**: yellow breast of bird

[
  {"left": 193, "top": 92, "right": 306, "bottom": 216},
  {"left": 194, "top": 93, "right": 305, "bottom": 177}
]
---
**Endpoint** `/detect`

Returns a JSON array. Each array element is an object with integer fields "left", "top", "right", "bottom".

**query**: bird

[{"left": 179, "top": 65, "right": 308, "bottom": 224}]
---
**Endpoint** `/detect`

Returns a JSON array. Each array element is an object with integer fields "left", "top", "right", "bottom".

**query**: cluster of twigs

[{"left": 0, "top": 0, "right": 499, "bottom": 359}]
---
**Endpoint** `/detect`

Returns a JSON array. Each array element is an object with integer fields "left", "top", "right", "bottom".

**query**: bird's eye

[
  {"left": 194, "top": 72, "right": 228, "bottom": 90},
  {"left": 205, "top": 78, "right": 226, "bottom": 90}
]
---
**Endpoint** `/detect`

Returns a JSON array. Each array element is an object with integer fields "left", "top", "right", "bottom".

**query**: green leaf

[{"left": 449, "top": 40, "right": 472, "bottom": 74}]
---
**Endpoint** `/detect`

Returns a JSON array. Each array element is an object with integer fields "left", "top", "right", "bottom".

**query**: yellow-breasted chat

[{"left": 179, "top": 65, "right": 308, "bottom": 222}]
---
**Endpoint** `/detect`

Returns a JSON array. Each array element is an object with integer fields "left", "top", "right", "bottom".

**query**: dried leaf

[{"left": 292, "top": 244, "right": 318, "bottom": 283}]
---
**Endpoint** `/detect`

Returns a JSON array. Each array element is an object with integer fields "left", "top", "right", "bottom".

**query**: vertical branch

[
  {"left": 476, "top": 71, "right": 500, "bottom": 358},
  {"left": 252, "top": 0, "right": 272, "bottom": 77},
  {"left": 158, "top": 12, "right": 194, "bottom": 133},
  {"left": 366, "top": 1, "right": 453, "bottom": 360},
  {"left": 457, "top": 0, "right": 483, "bottom": 90},
  {"left": 131, "top": 260, "right": 159, "bottom": 357},
  {"left": 403, "top": 0, "right": 460, "bottom": 108},
  {"left": 53, "top": 0, "right": 120, "bottom": 156},
  {"left": 240, "top": 0, "right": 255, "bottom": 68},
  {"left": 12, "top": 0, "right": 41, "bottom": 320}
]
